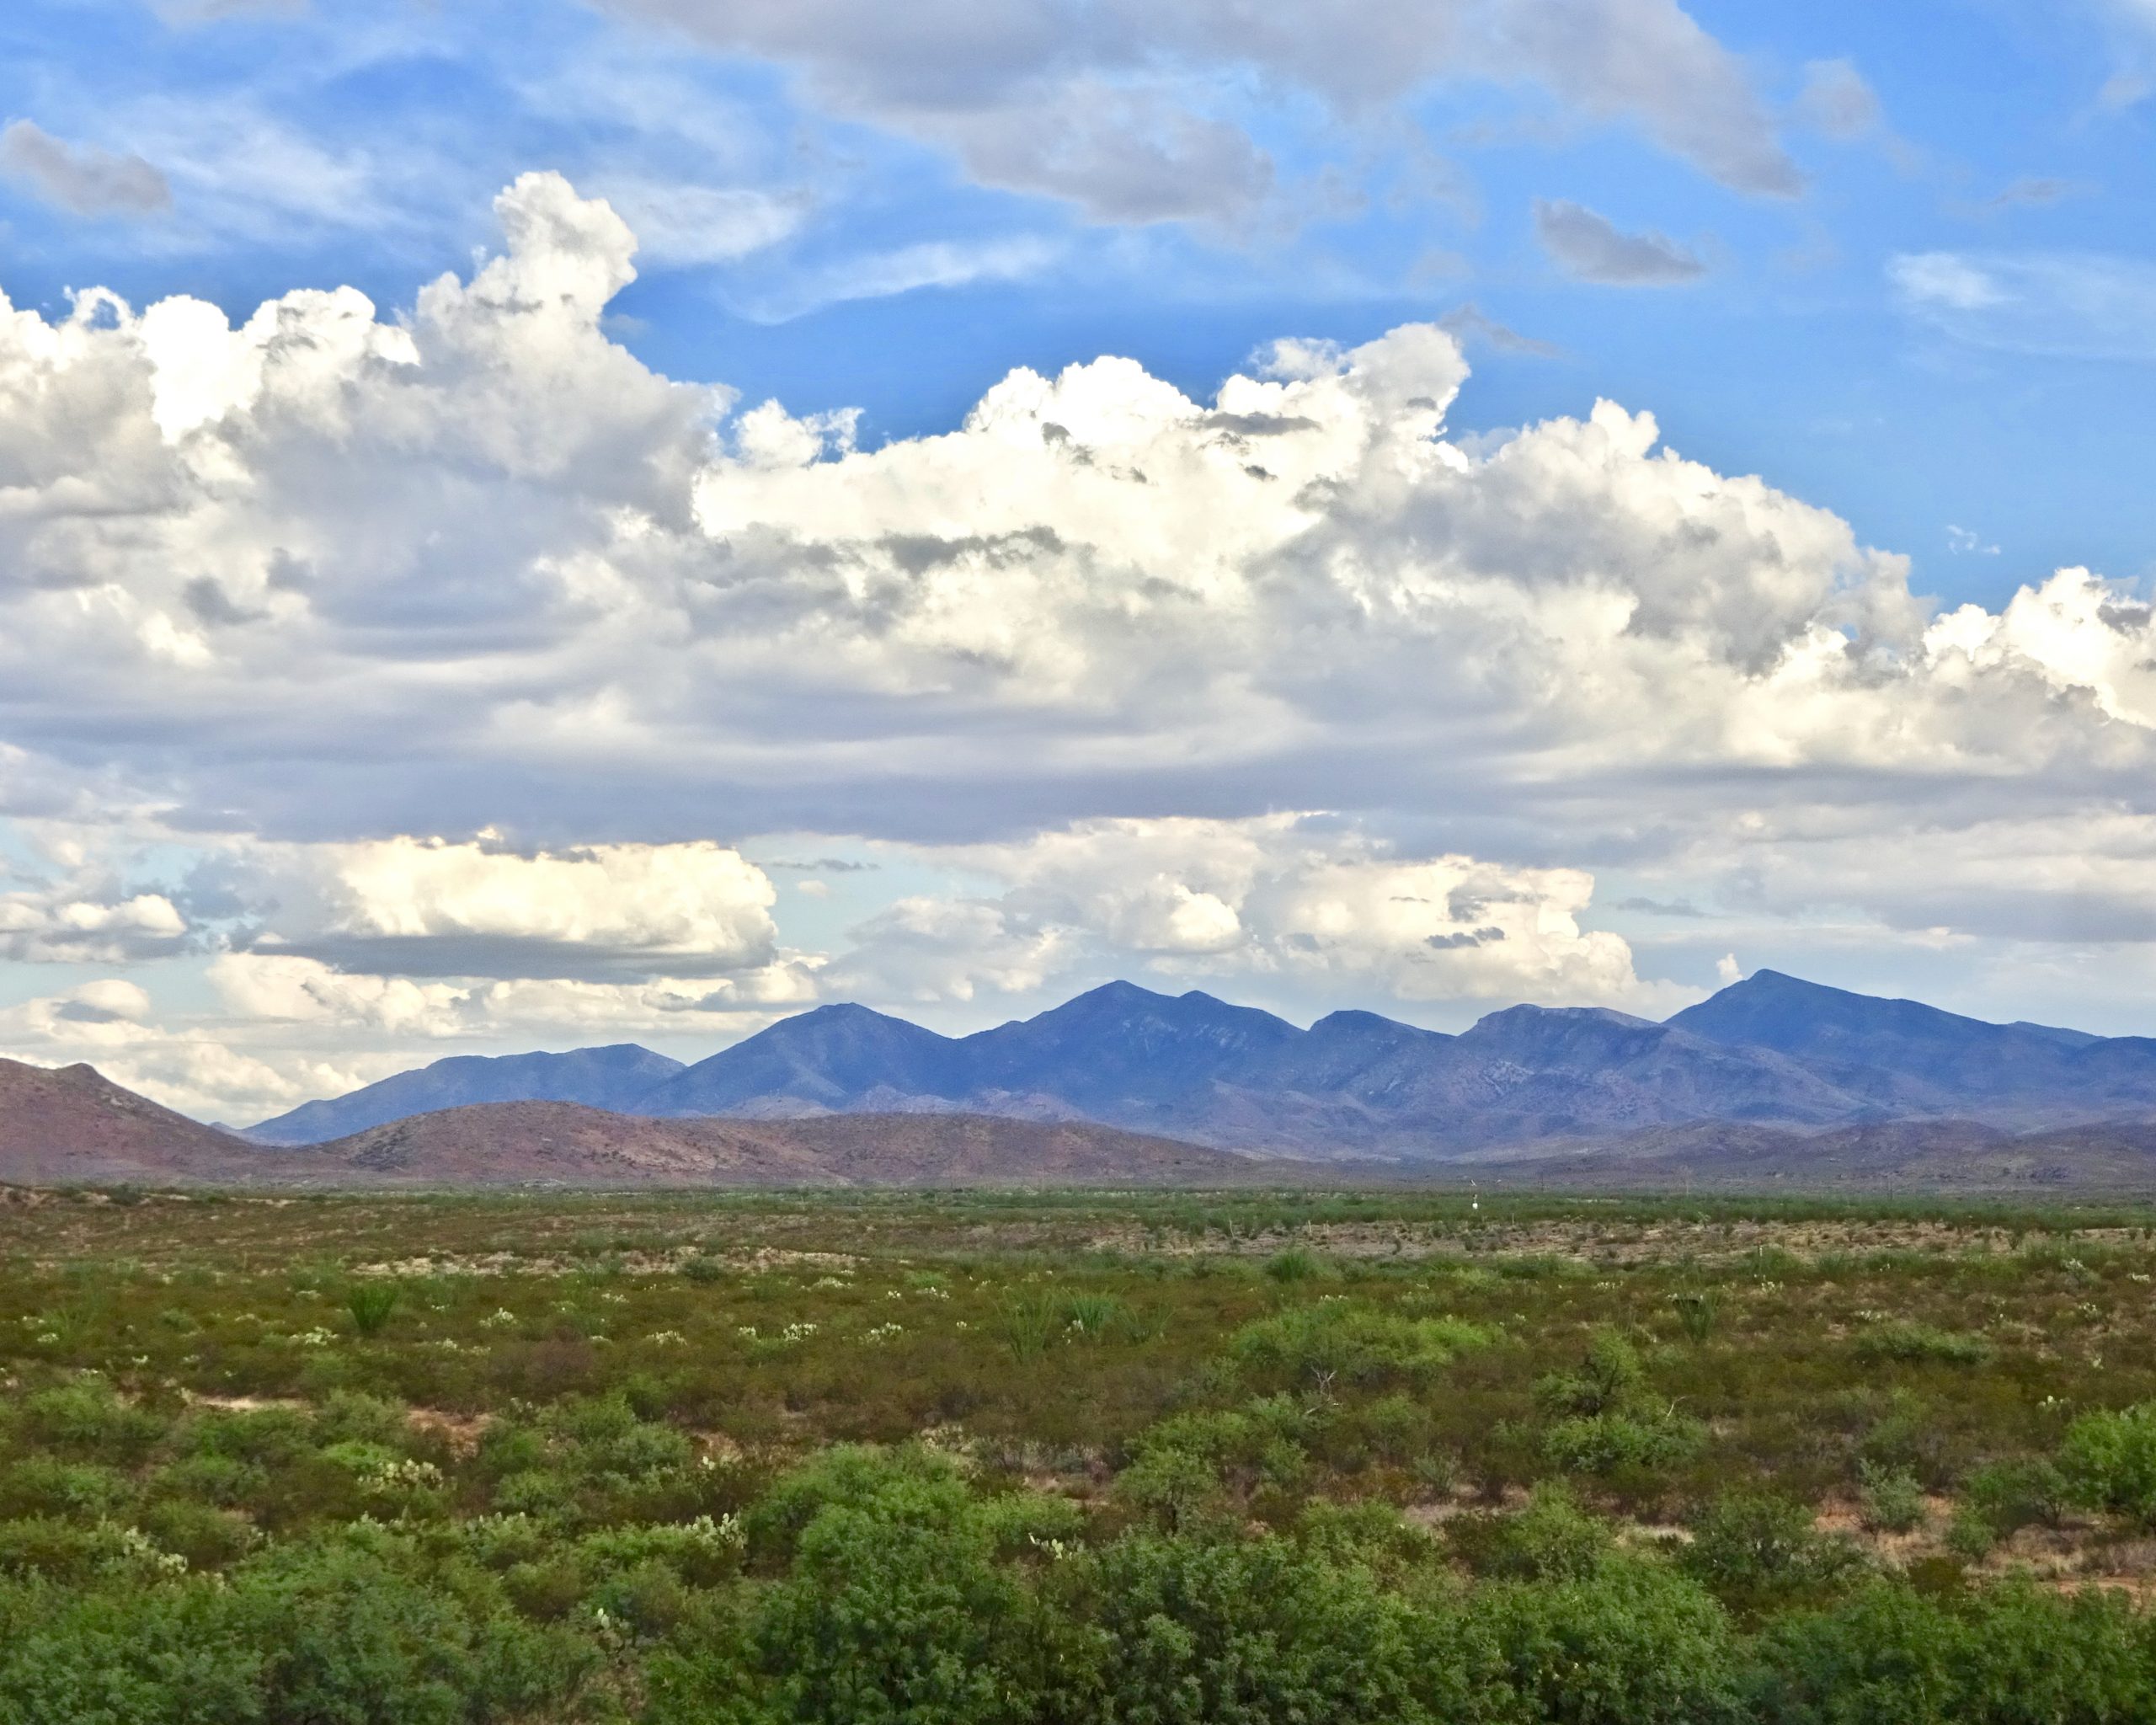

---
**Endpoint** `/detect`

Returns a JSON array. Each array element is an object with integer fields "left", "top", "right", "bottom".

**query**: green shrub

[
  {"left": 0, "top": 1518, "right": 110, "bottom": 1584},
  {"left": 1044, "top": 1529, "right": 1491, "bottom": 1725},
  {"left": 1751, "top": 1580, "right": 2156, "bottom": 1724},
  {"left": 1852, "top": 1389, "right": 1940, "bottom": 1478},
  {"left": 0, "top": 1460, "right": 137, "bottom": 1522},
  {"left": 139, "top": 1500, "right": 259, "bottom": 1571},
  {"left": 1473, "top": 1555, "right": 1743, "bottom": 1725},
  {"left": 1355, "top": 1391, "right": 1433, "bottom": 1466},
  {"left": 538, "top": 1395, "right": 696, "bottom": 1494},
  {"left": 0, "top": 1578, "right": 264, "bottom": 1725},
  {"left": 642, "top": 1589, "right": 771, "bottom": 1725},
  {"left": 1962, "top": 1457, "right": 2068, "bottom": 1539},
  {"left": 1945, "top": 1509, "right": 1999, "bottom": 1561},
  {"left": 175, "top": 1407, "right": 312, "bottom": 1470},
  {"left": 1544, "top": 1408, "right": 1706, "bottom": 1476},
  {"left": 1227, "top": 1301, "right": 1489, "bottom": 1391},
  {"left": 1113, "top": 1441, "right": 1226, "bottom": 1531},
  {"left": 745, "top": 1445, "right": 962, "bottom": 1565},
  {"left": 1456, "top": 1482, "right": 1614, "bottom": 1582},
  {"left": 752, "top": 1450, "right": 1037, "bottom": 1725},
  {"left": 1532, "top": 1329, "right": 1705, "bottom": 1477},
  {"left": 311, "top": 1392, "right": 410, "bottom": 1452},
  {"left": 1265, "top": 1247, "right": 1323, "bottom": 1284},
  {"left": 591, "top": 1557, "right": 691, "bottom": 1638},
  {"left": 1534, "top": 1330, "right": 1648, "bottom": 1418},
  {"left": 24, "top": 1384, "right": 166, "bottom": 1466},
  {"left": 1292, "top": 1498, "right": 1438, "bottom": 1578},
  {"left": 579, "top": 1515, "right": 744, "bottom": 1589},
  {"left": 227, "top": 1539, "right": 596, "bottom": 1725},
  {"left": 152, "top": 1453, "right": 270, "bottom": 1511},
  {"left": 1114, "top": 1400, "right": 1317, "bottom": 1528},
  {"left": 1852, "top": 1322, "right": 1992, "bottom": 1367},
  {"left": 2061, "top": 1403, "right": 2156, "bottom": 1526},
  {"left": 502, "top": 1557, "right": 585, "bottom": 1621},
  {"left": 1682, "top": 1493, "right": 1862, "bottom": 1610},
  {"left": 1857, "top": 1464, "right": 1928, "bottom": 1535}
]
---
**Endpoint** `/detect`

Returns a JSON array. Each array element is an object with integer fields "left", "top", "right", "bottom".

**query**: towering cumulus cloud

[{"left": 2, "top": 174, "right": 2153, "bottom": 1115}]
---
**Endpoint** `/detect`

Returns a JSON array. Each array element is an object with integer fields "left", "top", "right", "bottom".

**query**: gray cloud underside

[
  {"left": 1534, "top": 197, "right": 1705, "bottom": 284},
  {"left": 593, "top": 0, "right": 1801, "bottom": 217},
  {"left": 0, "top": 120, "right": 171, "bottom": 215}
]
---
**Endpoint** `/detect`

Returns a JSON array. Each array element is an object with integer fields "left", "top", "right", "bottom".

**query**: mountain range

[
  {"left": 249, "top": 1044, "right": 686, "bottom": 1145},
  {"left": 244, "top": 969, "right": 2156, "bottom": 1162}
]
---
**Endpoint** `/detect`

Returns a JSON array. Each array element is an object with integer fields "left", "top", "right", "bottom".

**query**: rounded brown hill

[
  {"left": 0, "top": 1058, "right": 286, "bottom": 1185},
  {"left": 312, "top": 1101, "right": 1256, "bottom": 1186}
]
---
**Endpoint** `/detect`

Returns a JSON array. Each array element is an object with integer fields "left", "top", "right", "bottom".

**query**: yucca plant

[
  {"left": 346, "top": 1282, "right": 402, "bottom": 1338},
  {"left": 1668, "top": 1290, "right": 1719, "bottom": 1342},
  {"left": 997, "top": 1293, "right": 1060, "bottom": 1364},
  {"left": 1059, "top": 1291, "right": 1125, "bottom": 1341}
]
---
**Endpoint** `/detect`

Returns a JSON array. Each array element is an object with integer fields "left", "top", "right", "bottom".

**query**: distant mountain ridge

[
  {"left": 249, "top": 1044, "right": 686, "bottom": 1145},
  {"left": 240, "top": 969, "right": 2156, "bottom": 1161}
]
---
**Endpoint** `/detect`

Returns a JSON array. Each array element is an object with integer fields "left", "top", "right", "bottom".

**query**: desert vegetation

[{"left": 8, "top": 1184, "right": 2156, "bottom": 1720}]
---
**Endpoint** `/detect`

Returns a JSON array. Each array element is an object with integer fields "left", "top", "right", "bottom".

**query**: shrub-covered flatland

[{"left": 8, "top": 1184, "right": 2156, "bottom": 1721}]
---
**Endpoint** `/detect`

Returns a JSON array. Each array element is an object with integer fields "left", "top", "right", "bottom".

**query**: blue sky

[{"left": 5, "top": 0, "right": 2156, "bottom": 1117}]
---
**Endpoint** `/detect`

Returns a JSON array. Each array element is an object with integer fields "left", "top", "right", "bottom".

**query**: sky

[{"left": 3, "top": 0, "right": 2156, "bottom": 1122}]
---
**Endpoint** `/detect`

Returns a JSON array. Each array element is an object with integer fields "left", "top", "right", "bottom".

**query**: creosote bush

[{"left": 2061, "top": 1402, "right": 2156, "bottom": 1526}]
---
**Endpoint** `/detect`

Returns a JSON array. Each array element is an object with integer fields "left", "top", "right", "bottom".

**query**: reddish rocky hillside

[
  {"left": 0, "top": 1060, "right": 1261, "bottom": 1188},
  {"left": 310, "top": 1101, "right": 1257, "bottom": 1186},
  {"left": 0, "top": 1059, "right": 306, "bottom": 1185}
]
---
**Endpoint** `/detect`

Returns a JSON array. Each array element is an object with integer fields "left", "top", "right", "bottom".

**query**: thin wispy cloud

[
  {"left": 1891, "top": 249, "right": 2156, "bottom": 359},
  {"left": 587, "top": 179, "right": 807, "bottom": 266},
  {"left": 1792, "top": 58, "right": 1881, "bottom": 140},
  {"left": 728, "top": 233, "right": 1064, "bottom": 320}
]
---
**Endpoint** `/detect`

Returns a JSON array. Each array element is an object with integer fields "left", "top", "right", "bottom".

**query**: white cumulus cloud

[{"left": 3, "top": 174, "right": 2156, "bottom": 1108}]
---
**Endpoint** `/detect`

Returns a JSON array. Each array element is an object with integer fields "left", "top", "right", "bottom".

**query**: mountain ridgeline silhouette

[
  {"left": 249, "top": 1044, "right": 687, "bottom": 1145},
  {"left": 246, "top": 971, "right": 2156, "bottom": 1161}
]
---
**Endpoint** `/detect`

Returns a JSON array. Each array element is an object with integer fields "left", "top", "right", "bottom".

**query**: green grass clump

[{"left": 1851, "top": 1321, "right": 1992, "bottom": 1366}]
